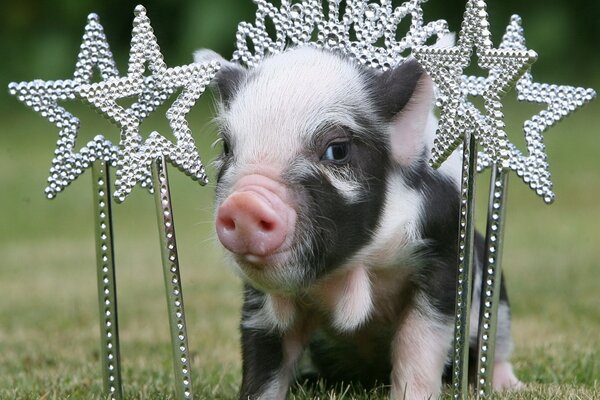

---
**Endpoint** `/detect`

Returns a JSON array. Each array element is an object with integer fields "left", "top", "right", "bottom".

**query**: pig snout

[{"left": 216, "top": 175, "right": 296, "bottom": 263}]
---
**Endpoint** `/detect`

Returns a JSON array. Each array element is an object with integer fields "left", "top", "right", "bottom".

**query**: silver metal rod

[
  {"left": 452, "top": 131, "right": 478, "bottom": 400},
  {"left": 475, "top": 165, "right": 509, "bottom": 397},
  {"left": 151, "top": 156, "right": 194, "bottom": 400},
  {"left": 91, "top": 160, "right": 123, "bottom": 400}
]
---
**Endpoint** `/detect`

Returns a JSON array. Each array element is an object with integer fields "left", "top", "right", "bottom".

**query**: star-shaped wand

[
  {"left": 413, "top": 1, "right": 537, "bottom": 398},
  {"left": 77, "top": 6, "right": 219, "bottom": 399},
  {"left": 462, "top": 15, "right": 596, "bottom": 396},
  {"left": 8, "top": 13, "right": 126, "bottom": 399}
]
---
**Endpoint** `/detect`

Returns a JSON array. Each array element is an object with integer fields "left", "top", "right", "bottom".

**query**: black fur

[
  {"left": 213, "top": 63, "right": 247, "bottom": 106},
  {"left": 240, "top": 285, "right": 284, "bottom": 399},
  {"left": 372, "top": 59, "right": 425, "bottom": 119},
  {"left": 401, "top": 157, "right": 462, "bottom": 316},
  {"left": 286, "top": 120, "right": 390, "bottom": 279}
]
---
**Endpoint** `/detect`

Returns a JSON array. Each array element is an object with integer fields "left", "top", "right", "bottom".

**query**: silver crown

[{"left": 233, "top": 0, "right": 449, "bottom": 70}]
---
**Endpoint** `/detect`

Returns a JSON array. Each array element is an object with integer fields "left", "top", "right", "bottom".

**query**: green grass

[{"left": 0, "top": 95, "right": 599, "bottom": 399}]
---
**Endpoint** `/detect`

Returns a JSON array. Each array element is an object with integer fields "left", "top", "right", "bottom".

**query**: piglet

[{"left": 195, "top": 46, "right": 521, "bottom": 400}]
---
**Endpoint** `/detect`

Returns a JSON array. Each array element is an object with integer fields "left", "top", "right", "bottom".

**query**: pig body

[{"left": 196, "top": 46, "right": 521, "bottom": 399}]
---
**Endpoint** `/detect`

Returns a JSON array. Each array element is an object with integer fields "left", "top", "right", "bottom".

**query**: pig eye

[
  {"left": 222, "top": 139, "right": 231, "bottom": 156},
  {"left": 321, "top": 141, "right": 350, "bottom": 163}
]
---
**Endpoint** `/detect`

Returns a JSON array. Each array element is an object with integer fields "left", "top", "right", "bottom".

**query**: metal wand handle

[
  {"left": 152, "top": 156, "right": 194, "bottom": 399},
  {"left": 92, "top": 160, "right": 123, "bottom": 400},
  {"left": 452, "top": 131, "right": 478, "bottom": 400},
  {"left": 476, "top": 165, "right": 509, "bottom": 397}
]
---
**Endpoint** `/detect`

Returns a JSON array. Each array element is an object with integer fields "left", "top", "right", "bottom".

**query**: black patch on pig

[
  {"left": 212, "top": 62, "right": 248, "bottom": 107},
  {"left": 307, "top": 324, "right": 394, "bottom": 387},
  {"left": 214, "top": 128, "right": 236, "bottom": 188},
  {"left": 305, "top": 281, "right": 418, "bottom": 387},
  {"left": 239, "top": 285, "right": 284, "bottom": 398},
  {"left": 401, "top": 158, "right": 511, "bottom": 318},
  {"left": 400, "top": 158, "right": 462, "bottom": 316},
  {"left": 286, "top": 119, "right": 390, "bottom": 278},
  {"left": 371, "top": 59, "right": 425, "bottom": 120}
]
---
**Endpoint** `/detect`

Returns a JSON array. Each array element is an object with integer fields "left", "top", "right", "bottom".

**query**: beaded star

[
  {"left": 79, "top": 5, "right": 220, "bottom": 202},
  {"left": 413, "top": 0, "right": 537, "bottom": 169},
  {"left": 8, "top": 14, "right": 120, "bottom": 199},
  {"left": 473, "top": 15, "right": 596, "bottom": 203}
]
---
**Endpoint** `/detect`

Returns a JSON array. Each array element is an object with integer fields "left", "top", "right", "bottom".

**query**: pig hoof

[{"left": 493, "top": 361, "right": 523, "bottom": 391}]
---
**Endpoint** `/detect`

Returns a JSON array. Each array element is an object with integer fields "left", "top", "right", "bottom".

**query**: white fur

[
  {"left": 390, "top": 74, "right": 434, "bottom": 166},
  {"left": 494, "top": 302, "right": 515, "bottom": 361},
  {"left": 321, "top": 165, "right": 364, "bottom": 203},
  {"left": 330, "top": 265, "right": 373, "bottom": 331},
  {"left": 391, "top": 295, "right": 454, "bottom": 400},
  {"left": 493, "top": 360, "right": 523, "bottom": 391},
  {"left": 469, "top": 264, "right": 483, "bottom": 345},
  {"left": 194, "top": 48, "right": 225, "bottom": 64},
  {"left": 352, "top": 174, "right": 424, "bottom": 268},
  {"left": 267, "top": 294, "right": 297, "bottom": 331},
  {"left": 223, "top": 244, "right": 308, "bottom": 295},
  {"left": 257, "top": 372, "right": 289, "bottom": 400},
  {"left": 240, "top": 296, "right": 273, "bottom": 332},
  {"left": 257, "top": 330, "right": 307, "bottom": 400},
  {"left": 241, "top": 293, "right": 296, "bottom": 332},
  {"left": 219, "top": 47, "right": 375, "bottom": 171}
]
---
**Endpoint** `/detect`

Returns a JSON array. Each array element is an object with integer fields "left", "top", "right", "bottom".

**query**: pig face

[{"left": 197, "top": 47, "right": 432, "bottom": 294}]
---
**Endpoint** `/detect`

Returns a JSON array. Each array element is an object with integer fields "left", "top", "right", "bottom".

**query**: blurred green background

[
  {"left": 1, "top": 0, "right": 599, "bottom": 98},
  {"left": 0, "top": 0, "right": 598, "bottom": 398}
]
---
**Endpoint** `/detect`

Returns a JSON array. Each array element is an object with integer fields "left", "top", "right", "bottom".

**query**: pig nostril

[
  {"left": 219, "top": 216, "right": 236, "bottom": 231},
  {"left": 260, "top": 220, "right": 274, "bottom": 232}
]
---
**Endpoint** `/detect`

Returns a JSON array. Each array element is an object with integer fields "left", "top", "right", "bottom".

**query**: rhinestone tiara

[{"left": 232, "top": 0, "right": 449, "bottom": 70}]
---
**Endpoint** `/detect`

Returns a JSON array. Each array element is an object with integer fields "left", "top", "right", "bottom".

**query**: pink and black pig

[{"left": 195, "top": 46, "right": 522, "bottom": 400}]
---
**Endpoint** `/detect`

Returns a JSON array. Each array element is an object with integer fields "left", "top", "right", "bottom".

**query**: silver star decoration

[
  {"left": 233, "top": 0, "right": 450, "bottom": 70},
  {"left": 79, "top": 5, "right": 220, "bottom": 202},
  {"left": 413, "top": 0, "right": 537, "bottom": 169},
  {"left": 472, "top": 15, "right": 596, "bottom": 203},
  {"left": 8, "top": 13, "right": 121, "bottom": 199}
]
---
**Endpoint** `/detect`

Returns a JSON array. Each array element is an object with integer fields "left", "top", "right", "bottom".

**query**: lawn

[{"left": 0, "top": 91, "right": 598, "bottom": 399}]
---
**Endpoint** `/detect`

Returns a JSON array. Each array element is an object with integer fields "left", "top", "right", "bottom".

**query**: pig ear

[
  {"left": 373, "top": 59, "right": 434, "bottom": 166},
  {"left": 194, "top": 49, "right": 247, "bottom": 106}
]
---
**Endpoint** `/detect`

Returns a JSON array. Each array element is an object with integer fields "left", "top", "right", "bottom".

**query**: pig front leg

[
  {"left": 390, "top": 295, "right": 453, "bottom": 400},
  {"left": 240, "top": 327, "right": 286, "bottom": 400},
  {"left": 239, "top": 286, "right": 306, "bottom": 400}
]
